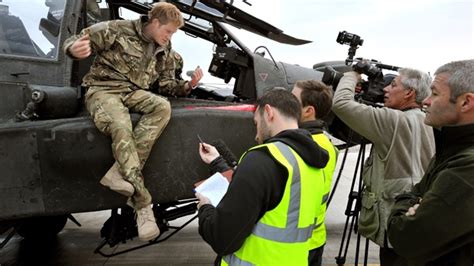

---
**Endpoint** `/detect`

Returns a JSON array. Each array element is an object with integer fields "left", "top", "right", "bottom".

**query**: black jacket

[
  {"left": 299, "top": 119, "right": 326, "bottom": 135},
  {"left": 387, "top": 124, "right": 474, "bottom": 266},
  {"left": 198, "top": 129, "right": 329, "bottom": 257}
]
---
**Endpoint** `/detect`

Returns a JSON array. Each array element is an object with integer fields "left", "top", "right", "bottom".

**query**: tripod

[{"left": 333, "top": 142, "right": 371, "bottom": 266}]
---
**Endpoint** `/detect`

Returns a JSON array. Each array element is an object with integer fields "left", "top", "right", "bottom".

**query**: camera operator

[{"left": 331, "top": 67, "right": 435, "bottom": 265}]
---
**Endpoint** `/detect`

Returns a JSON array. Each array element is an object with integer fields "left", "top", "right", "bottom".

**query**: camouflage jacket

[
  {"left": 153, "top": 49, "right": 190, "bottom": 97},
  {"left": 64, "top": 17, "right": 187, "bottom": 96}
]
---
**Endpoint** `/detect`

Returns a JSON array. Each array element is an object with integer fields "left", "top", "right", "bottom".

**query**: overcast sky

[
  {"left": 6, "top": 0, "right": 471, "bottom": 82},
  {"left": 173, "top": 0, "right": 473, "bottom": 82}
]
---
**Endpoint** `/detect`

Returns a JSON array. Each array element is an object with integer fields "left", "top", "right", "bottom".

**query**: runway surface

[{"left": 1, "top": 148, "right": 381, "bottom": 265}]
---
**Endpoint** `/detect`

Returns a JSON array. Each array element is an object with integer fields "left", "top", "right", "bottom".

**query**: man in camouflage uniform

[
  {"left": 63, "top": 3, "right": 190, "bottom": 241},
  {"left": 153, "top": 49, "right": 203, "bottom": 97}
]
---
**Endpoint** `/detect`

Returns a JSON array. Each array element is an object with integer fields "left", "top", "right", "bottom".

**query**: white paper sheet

[{"left": 194, "top": 172, "right": 230, "bottom": 207}]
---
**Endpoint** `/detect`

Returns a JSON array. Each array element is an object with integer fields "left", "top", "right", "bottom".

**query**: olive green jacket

[{"left": 388, "top": 124, "right": 474, "bottom": 265}]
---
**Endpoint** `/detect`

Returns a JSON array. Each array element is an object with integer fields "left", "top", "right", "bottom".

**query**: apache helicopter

[{"left": 0, "top": 0, "right": 353, "bottom": 254}]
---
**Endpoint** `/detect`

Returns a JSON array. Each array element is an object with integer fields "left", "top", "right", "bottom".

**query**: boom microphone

[{"left": 210, "top": 139, "right": 238, "bottom": 168}]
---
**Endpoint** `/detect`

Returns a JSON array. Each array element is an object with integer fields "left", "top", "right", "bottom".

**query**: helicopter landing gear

[{"left": 94, "top": 199, "right": 198, "bottom": 257}]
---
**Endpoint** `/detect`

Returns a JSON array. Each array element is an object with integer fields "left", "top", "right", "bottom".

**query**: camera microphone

[
  {"left": 210, "top": 139, "right": 238, "bottom": 168},
  {"left": 375, "top": 63, "right": 400, "bottom": 71}
]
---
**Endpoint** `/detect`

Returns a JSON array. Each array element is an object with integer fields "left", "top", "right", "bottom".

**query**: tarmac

[{"left": 0, "top": 146, "right": 382, "bottom": 265}]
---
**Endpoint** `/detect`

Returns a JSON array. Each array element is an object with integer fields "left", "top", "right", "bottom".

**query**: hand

[
  {"left": 199, "top": 143, "right": 220, "bottom": 164},
  {"left": 405, "top": 198, "right": 422, "bottom": 217},
  {"left": 69, "top": 34, "right": 91, "bottom": 59},
  {"left": 189, "top": 66, "right": 203, "bottom": 89},
  {"left": 349, "top": 70, "right": 362, "bottom": 81},
  {"left": 195, "top": 192, "right": 211, "bottom": 209}
]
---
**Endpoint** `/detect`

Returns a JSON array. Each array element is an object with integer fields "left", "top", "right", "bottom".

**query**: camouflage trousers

[{"left": 86, "top": 88, "right": 171, "bottom": 210}]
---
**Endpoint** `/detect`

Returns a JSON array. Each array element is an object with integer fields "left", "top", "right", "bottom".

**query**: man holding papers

[{"left": 196, "top": 88, "right": 329, "bottom": 265}]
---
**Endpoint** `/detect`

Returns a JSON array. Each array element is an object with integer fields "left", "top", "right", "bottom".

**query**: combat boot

[
  {"left": 136, "top": 205, "right": 160, "bottom": 241},
  {"left": 100, "top": 162, "right": 135, "bottom": 197}
]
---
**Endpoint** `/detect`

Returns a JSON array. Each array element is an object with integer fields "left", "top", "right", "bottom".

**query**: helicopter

[{"left": 0, "top": 0, "right": 350, "bottom": 254}]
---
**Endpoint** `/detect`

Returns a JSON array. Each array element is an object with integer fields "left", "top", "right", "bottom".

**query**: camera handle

[
  {"left": 334, "top": 140, "right": 371, "bottom": 266},
  {"left": 345, "top": 46, "right": 358, "bottom": 66}
]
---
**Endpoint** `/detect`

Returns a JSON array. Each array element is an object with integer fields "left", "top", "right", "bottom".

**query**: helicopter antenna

[
  {"left": 254, "top": 46, "right": 279, "bottom": 70},
  {"left": 242, "top": 0, "right": 252, "bottom": 6}
]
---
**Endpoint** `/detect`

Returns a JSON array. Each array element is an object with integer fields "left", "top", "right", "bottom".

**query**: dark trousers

[
  {"left": 308, "top": 245, "right": 325, "bottom": 266},
  {"left": 380, "top": 247, "right": 408, "bottom": 266}
]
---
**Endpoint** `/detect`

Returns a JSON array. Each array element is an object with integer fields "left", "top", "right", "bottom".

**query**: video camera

[{"left": 322, "top": 31, "right": 401, "bottom": 105}]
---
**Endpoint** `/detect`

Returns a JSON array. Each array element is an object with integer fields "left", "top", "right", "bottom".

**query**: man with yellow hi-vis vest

[
  {"left": 292, "top": 80, "right": 338, "bottom": 266},
  {"left": 196, "top": 88, "right": 329, "bottom": 265}
]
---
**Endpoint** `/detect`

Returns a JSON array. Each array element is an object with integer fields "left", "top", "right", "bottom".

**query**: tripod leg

[
  {"left": 364, "top": 238, "right": 369, "bottom": 266},
  {"left": 328, "top": 147, "right": 351, "bottom": 206},
  {"left": 335, "top": 143, "right": 370, "bottom": 266},
  {"left": 355, "top": 233, "right": 362, "bottom": 266},
  {"left": 335, "top": 214, "right": 351, "bottom": 265}
]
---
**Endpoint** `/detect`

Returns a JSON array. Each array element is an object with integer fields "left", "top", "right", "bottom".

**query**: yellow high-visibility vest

[
  {"left": 222, "top": 141, "right": 325, "bottom": 266},
  {"left": 308, "top": 133, "right": 338, "bottom": 250}
]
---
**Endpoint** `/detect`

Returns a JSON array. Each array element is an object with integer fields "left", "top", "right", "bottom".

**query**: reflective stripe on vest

[
  {"left": 223, "top": 141, "right": 324, "bottom": 266},
  {"left": 322, "top": 192, "right": 330, "bottom": 204},
  {"left": 252, "top": 142, "right": 315, "bottom": 243},
  {"left": 223, "top": 256, "right": 253, "bottom": 266},
  {"left": 309, "top": 133, "right": 338, "bottom": 250}
]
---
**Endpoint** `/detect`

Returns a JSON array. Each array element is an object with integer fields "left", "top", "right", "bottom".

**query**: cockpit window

[
  {"left": 183, "top": 13, "right": 214, "bottom": 32},
  {"left": 137, "top": 0, "right": 214, "bottom": 32},
  {"left": 0, "top": 0, "right": 66, "bottom": 60},
  {"left": 138, "top": 0, "right": 223, "bottom": 17},
  {"left": 175, "top": 0, "right": 224, "bottom": 17}
]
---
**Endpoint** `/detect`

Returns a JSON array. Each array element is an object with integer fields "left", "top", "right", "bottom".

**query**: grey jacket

[{"left": 332, "top": 71, "right": 435, "bottom": 246}]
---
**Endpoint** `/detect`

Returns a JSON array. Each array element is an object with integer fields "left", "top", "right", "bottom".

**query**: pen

[{"left": 198, "top": 134, "right": 207, "bottom": 152}]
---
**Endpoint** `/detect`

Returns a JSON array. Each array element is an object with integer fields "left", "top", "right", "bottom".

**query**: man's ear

[
  {"left": 151, "top": 17, "right": 161, "bottom": 27},
  {"left": 460, "top": 93, "right": 474, "bottom": 112},
  {"left": 405, "top": 88, "right": 416, "bottom": 100},
  {"left": 264, "top": 104, "right": 273, "bottom": 121},
  {"left": 302, "top": 105, "right": 316, "bottom": 120}
]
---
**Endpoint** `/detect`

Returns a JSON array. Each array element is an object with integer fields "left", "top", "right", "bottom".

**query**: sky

[
  {"left": 3, "top": 0, "right": 472, "bottom": 81},
  {"left": 172, "top": 0, "right": 474, "bottom": 82}
]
